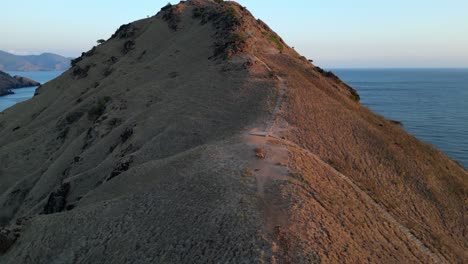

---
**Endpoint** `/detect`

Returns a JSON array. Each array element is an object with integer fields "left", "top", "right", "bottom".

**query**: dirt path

[{"left": 248, "top": 77, "right": 444, "bottom": 264}]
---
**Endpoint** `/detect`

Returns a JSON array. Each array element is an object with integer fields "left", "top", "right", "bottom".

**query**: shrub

[
  {"left": 343, "top": 83, "right": 360, "bottom": 102},
  {"left": 161, "top": 4, "right": 181, "bottom": 31},
  {"left": 161, "top": 3, "right": 172, "bottom": 11},
  {"left": 214, "top": 0, "right": 224, "bottom": 4},
  {"left": 224, "top": 7, "right": 240, "bottom": 27},
  {"left": 0, "top": 228, "right": 18, "bottom": 253},
  {"left": 112, "top": 23, "right": 136, "bottom": 39},
  {"left": 350, "top": 92, "right": 360, "bottom": 102},
  {"left": 70, "top": 57, "right": 82, "bottom": 67},
  {"left": 122, "top": 40, "right": 135, "bottom": 54},
  {"left": 71, "top": 65, "right": 91, "bottom": 79},
  {"left": 120, "top": 127, "right": 134, "bottom": 143},
  {"left": 43, "top": 183, "right": 71, "bottom": 214},
  {"left": 264, "top": 33, "right": 284, "bottom": 51},
  {"left": 88, "top": 96, "right": 111, "bottom": 121},
  {"left": 254, "top": 147, "right": 266, "bottom": 159},
  {"left": 231, "top": 32, "right": 247, "bottom": 43},
  {"left": 97, "top": 39, "right": 105, "bottom": 44}
]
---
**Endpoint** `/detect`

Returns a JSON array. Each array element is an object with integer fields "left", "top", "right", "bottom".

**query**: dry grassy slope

[
  {"left": 251, "top": 22, "right": 467, "bottom": 264},
  {"left": 254, "top": 46, "right": 467, "bottom": 262},
  {"left": 0, "top": 0, "right": 466, "bottom": 263}
]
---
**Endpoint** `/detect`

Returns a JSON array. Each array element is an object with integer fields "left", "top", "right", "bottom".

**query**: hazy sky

[{"left": 1, "top": 0, "right": 467, "bottom": 68}]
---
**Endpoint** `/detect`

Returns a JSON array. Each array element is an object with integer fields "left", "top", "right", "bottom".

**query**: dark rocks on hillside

[
  {"left": 0, "top": 88, "right": 13, "bottom": 96},
  {"left": 161, "top": 4, "right": 182, "bottom": 31},
  {"left": 122, "top": 41, "right": 136, "bottom": 54},
  {"left": 0, "top": 228, "right": 18, "bottom": 254},
  {"left": 43, "top": 183, "right": 71, "bottom": 214},
  {"left": 107, "top": 157, "right": 133, "bottom": 181},
  {"left": 111, "top": 23, "right": 137, "bottom": 39},
  {"left": 71, "top": 65, "right": 91, "bottom": 79},
  {"left": 315, "top": 67, "right": 360, "bottom": 101},
  {"left": 191, "top": 3, "right": 246, "bottom": 59}
]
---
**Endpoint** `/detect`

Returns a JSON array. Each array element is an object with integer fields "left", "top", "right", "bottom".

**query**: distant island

[
  {"left": 0, "top": 70, "right": 40, "bottom": 96},
  {"left": 0, "top": 50, "right": 71, "bottom": 71}
]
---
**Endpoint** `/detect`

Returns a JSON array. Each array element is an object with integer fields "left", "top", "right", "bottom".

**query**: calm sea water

[
  {"left": 333, "top": 69, "right": 468, "bottom": 168},
  {"left": 0, "top": 71, "right": 63, "bottom": 112}
]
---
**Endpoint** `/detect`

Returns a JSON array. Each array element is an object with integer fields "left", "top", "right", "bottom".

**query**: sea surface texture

[
  {"left": 334, "top": 68, "right": 468, "bottom": 168},
  {"left": 0, "top": 71, "right": 63, "bottom": 112}
]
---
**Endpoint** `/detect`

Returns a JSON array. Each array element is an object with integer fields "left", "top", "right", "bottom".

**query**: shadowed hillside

[{"left": 0, "top": 0, "right": 466, "bottom": 263}]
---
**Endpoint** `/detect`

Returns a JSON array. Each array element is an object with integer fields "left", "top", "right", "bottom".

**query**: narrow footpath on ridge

[{"left": 248, "top": 75, "right": 444, "bottom": 264}]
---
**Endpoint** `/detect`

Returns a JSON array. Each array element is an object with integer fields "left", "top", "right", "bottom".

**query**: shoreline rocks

[{"left": 0, "top": 71, "right": 40, "bottom": 97}]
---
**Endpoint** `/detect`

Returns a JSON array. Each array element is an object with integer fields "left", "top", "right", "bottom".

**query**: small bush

[
  {"left": 65, "top": 111, "right": 84, "bottom": 124},
  {"left": 88, "top": 96, "right": 111, "bottom": 121},
  {"left": 231, "top": 32, "right": 247, "bottom": 43},
  {"left": 120, "top": 127, "right": 134, "bottom": 143},
  {"left": 193, "top": 8, "right": 203, "bottom": 18},
  {"left": 254, "top": 147, "right": 266, "bottom": 159},
  {"left": 0, "top": 228, "right": 18, "bottom": 253},
  {"left": 122, "top": 40, "right": 135, "bottom": 54},
  {"left": 350, "top": 92, "right": 360, "bottom": 102},
  {"left": 162, "top": 5, "right": 181, "bottom": 31},
  {"left": 264, "top": 33, "right": 284, "bottom": 51},
  {"left": 214, "top": 0, "right": 224, "bottom": 4},
  {"left": 111, "top": 23, "right": 135, "bottom": 39},
  {"left": 224, "top": 7, "right": 240, "bottom": 27},
  {"left": 71, "top": 65, "right": 91, "bottom": 79},
  {"left": 161, "top": 3, "right": 172, "bottom": 11},
  {"left": 70, "top": 57, "right": 82, "bottom": 67}
]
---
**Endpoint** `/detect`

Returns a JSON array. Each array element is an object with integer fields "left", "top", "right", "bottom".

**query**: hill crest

[{"left": 0, "top": 1, "right": 466, "bottom": 263}]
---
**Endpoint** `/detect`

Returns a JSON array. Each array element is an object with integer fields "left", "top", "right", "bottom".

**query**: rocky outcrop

[
  {"left": 0, "top": 71, "right": 40, "bottom": 96},
  {"left": 0, "top": 228, "right": 18, "bottom": 254},
  {"left": 0, "top": 88, "right": 13, "bottom": 96}
]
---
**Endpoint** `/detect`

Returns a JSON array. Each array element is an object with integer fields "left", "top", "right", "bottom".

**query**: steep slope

[
  {"left": 0, "top": 71, "right": 40, "bottom": 96},
  {"left": 0, "top": 51, "right": 71, "bottom": 71},
  {"left": 0, "top": 1, "right": 466, "bottom": 263}
]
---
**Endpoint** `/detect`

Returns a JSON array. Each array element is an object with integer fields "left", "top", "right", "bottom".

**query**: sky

[{"left": 1, "top": 0, "right": 467, "bottom": 68}]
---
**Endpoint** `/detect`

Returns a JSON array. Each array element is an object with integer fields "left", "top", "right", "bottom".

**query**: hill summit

[{"left": 0, "top": 1, "right": 466, "bottom": 263}]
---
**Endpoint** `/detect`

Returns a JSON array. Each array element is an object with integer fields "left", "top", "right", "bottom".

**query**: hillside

[
  {"left": 0, "top": 1, "right": 466, "bottom": 263},
  {"left": 0, "top": 71, "right": 40, "bottom": 96},
  {"left": 0, "top": 50, "right": 71, "bottom": 71}
]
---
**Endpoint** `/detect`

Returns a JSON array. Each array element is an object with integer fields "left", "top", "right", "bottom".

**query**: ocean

[
  {"left": 0, "top": 71, "right": 64, "bottom": 112},
  {"left": 1, "top": 69, "right": 467, "bottom": 168},
  {"left": 333, "top": 68, "right": 468, "bottom": 168}
]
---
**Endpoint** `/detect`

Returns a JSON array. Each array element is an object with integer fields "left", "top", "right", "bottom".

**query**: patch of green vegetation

[
  {"left": 231, "top": 32, "right": 247, "bottom": 43},
  {"left": 224, "top": 7, "right": 240, "bottom": 26},
  {"left": 264, "top": 33, "right": 284, "bottom": 51},
  {"left": 350, "top": 93, "right": 360, "bottom": 102},
  {"left": 88, "top": 96, "right": 111, "bottom": 121},
  {"left": 214, "top": 0, "right": 224, "bottom": 4}
]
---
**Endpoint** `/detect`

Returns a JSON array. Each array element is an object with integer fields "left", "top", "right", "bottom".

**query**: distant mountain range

[{"left": 0, "top": 50, "right": 72, "bottom": 71}]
